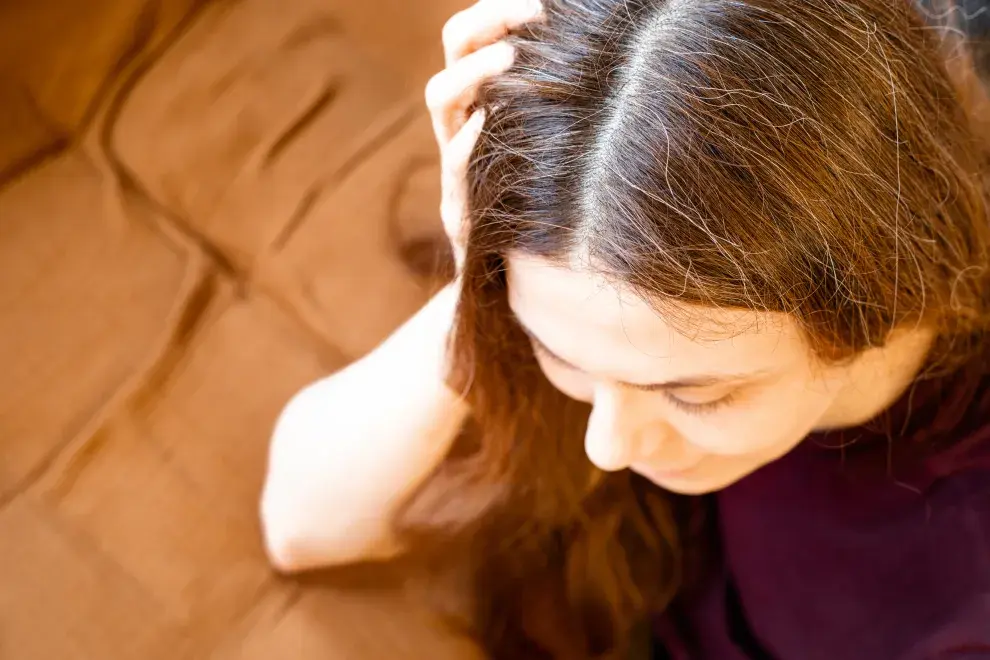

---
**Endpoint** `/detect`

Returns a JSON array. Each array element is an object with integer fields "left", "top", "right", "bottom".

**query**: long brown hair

[{"left": 396, "top": 1, "right": 990, "bottom": 657}]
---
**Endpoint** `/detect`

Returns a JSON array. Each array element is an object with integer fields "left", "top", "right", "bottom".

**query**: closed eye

[
  {"left": 663, "top": 391, "right": 736, "bottom": 415},
  {"left": 521, "top": 317, "right": 765, "bottom": 408},
  {"left": 533, "top": 339, "right": 737, "bottom": 414}
]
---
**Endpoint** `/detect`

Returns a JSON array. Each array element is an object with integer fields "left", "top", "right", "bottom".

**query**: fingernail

[
  {"left": 526, "top": 0, "right": 544, "bottom": 16},
  {"left": 494, "top": 40, "right": 516, "bottom": 62},
  {"left": 470, "top": 108, "right": 487, "bottom": 130}
]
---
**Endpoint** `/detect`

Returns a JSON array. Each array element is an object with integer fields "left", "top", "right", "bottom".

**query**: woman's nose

[{"left": 584, "top": 385, "right": 667, "bottom": 472}]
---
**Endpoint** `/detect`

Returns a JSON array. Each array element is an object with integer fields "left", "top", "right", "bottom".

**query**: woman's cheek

[
  {"left": 677, "top": 419, "right": 760, "bottom": 456},
  {"left": 536, "top": 359, "right": 594, "bottom": 403}
]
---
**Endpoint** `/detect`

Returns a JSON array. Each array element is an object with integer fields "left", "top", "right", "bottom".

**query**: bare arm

[
  {"left": 260, "top": 0, "right": 542, "bottom": 574},
  {"left": 260, "top": 283, "right": 469, "bottom": 572}
]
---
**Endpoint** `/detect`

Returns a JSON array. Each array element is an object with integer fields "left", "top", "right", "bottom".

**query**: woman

[{"left": 261, "top": 0, "right": 990, "bottom": 657}]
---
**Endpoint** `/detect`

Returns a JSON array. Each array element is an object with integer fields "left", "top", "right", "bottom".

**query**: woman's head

[
  {"left": 460, "top": 0, "right": 990, "bottom": 493},
  {"left": 507, "top": 254, "right": 941, "bottom": 494},
  {"left": 401, "top": 0, "right": 989, "bottom": 655}
]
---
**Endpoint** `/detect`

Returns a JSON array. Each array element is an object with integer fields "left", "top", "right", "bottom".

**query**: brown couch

[{"left": 0, "top": 0, "right": 478, "bottom": 657}]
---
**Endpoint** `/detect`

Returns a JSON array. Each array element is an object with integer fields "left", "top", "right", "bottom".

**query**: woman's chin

[{"left": 634, "top": 463, "right": 747, "bottom": 495}]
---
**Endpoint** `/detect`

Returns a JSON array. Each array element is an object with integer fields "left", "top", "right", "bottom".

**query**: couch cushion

[
  {"left": 212, "top": 579, "right": 483, "bottom": 660},
  {"left": 124, "top": 282, "right": 344, "bottom": 517},
  {"left": 27, "top": 280, "right": 341, "bottom": 643},
  {"left": 330, "top": 0, "right": 462, "bottom": 83},
  {"left": 0, "top": 3, "right": 471, "bottom": 657},
  {"left": 258, "top": 112, "right": 446, "bottom": 360},
  {"left": 112, "top": 0, "right": 414, "bottom": 267},
  {"left": 34, "top": 413, "right": 273, "bottom": 647},
  {"left": 0, "top": 152, "right": 192, "bottom": 499},
  {"left": 0, "top": 0, "right": 202, "bottom": 180},
  {"left": 0, "top": 82, "right": 64, "bottom": 183},
  {"left": 0, "top": 498, "right": 192, "bottom": 660}
]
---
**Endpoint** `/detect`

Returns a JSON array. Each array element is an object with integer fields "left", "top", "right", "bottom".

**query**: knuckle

[
  {"left": 441, "top": 11, "right": 466, "bottom": 50},
  {"left": 441, "top": 209, "right": 461, "bottom": 236},
  {"left": 424, "top": 74, "right": 446, "bottom": 111},
  {"left": 440, "top": 203, "right": 457, "bottom": 227}
]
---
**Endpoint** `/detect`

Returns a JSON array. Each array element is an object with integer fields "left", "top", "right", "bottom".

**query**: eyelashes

[
  {"left": 530, "top": 341, "right": 736, "bottom": 416},
  {"left": 662, "top": 391, "right": 736, "bottom": 416}
]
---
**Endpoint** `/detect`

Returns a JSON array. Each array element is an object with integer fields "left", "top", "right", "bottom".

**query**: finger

[
  {"left": 443, "top": 0, "right": 543, "bottom": 66},
  {"left": 445, "top": 108, "right": 486, "bottom": 171},
  {"left": 426, "top": 42, "right": 514, "bottom": 145},
  {"left": 440, "top": 109, "right": 486, "bottom": 249}
]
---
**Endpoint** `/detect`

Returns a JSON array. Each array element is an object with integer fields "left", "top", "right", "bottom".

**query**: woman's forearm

[{"left": 260, "top": 283, "right": 469, "bottom": 572}]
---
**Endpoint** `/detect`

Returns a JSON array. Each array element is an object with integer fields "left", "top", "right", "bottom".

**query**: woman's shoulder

[
  {"left": 695, "top": 356, "right": 990, "bottom": 659},
  {"left": 920, "top": 356, "right": 990, "bottom": 482},
  {"left": 796, "top": 349, "right": 990, "bottom": 491},
  {"left": 899, "top": 350, "right": 990, "bottom": 483}
]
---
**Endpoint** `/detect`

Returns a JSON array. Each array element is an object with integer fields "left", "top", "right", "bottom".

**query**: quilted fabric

[{"left": 0, "top": 0, "right": 475, "bottom": 658}]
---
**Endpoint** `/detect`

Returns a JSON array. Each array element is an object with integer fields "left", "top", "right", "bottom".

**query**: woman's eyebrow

[
  {"left": 513, "top": 313, "right": 768, "bottom": 391},
  {"left": 518, "top": 322, "right": 579, "bottom": 367}
]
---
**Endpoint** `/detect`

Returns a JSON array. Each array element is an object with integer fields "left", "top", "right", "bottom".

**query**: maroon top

[{"left": 657, "top": 355, "right": 990, "bottom": 659}]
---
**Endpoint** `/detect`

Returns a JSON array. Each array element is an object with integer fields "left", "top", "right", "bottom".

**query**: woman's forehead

[{"left": 506, "top": 254, "right": 806, "bottom": 378}]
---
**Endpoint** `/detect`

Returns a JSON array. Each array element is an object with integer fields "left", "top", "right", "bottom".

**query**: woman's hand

[{"left": 425, "top": 0, "right": 544, "bottom": 269}]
